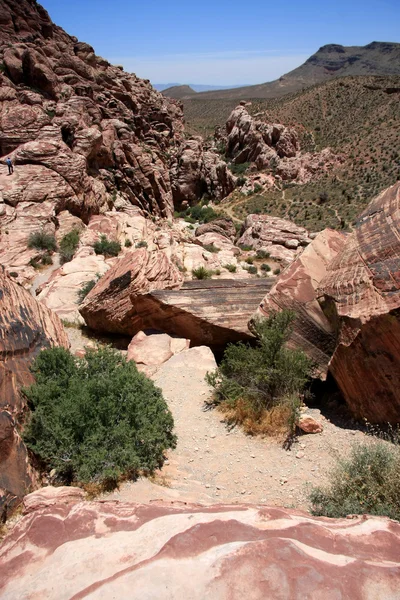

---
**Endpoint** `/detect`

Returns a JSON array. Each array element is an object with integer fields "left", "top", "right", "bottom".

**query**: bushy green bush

[
  {"left": 256, "top": 250, "right": 270, "bottom": 259},
  {"left": 228, "top": 162, "right": 250, "bottom": 176},
  {"left": 94, "top": 234, "right": 121, "bottom": 257},
  {"left": 77, "top": 274, "right": 100, "bottom": 303},
  {"left": 135, "top": 240, "right": 148, "bottom": 248},
  {"left": 245, "top": 265, "right": 258, "bottom": 274},
  {"left": 309, "top": 440, "right": 400, "bottom": 521},
  {"left": 261, "top": 263, "right": 271, "bottom": 272},
  {"left": 223, "top": 263, "right": 237, "bottom": 273},
  {"left": 28, "top": 230, "right": 57, "bottom": 252},
  {"left": 124, "top": 239, "right": 132, "bottom": 247},
  {"left": 177, "top": 204, "right": 219, "bottom": 224},
  {"left": 207, "top": 311, "right": 313, "bottom": 435},
  {"left": 59, "top": 229, "right": 80, "bottom": 264},
  {"left": 192, "top": 266, "right": 213, "bottom": 280},
  {"left": 23, "top": 346, "right": 176, "bottom": 487}
]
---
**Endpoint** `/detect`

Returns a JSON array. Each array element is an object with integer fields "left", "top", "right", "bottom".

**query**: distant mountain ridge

[
  {"left": 154, "top": 83, "right": 248, "bottom": 93},
  {"left": 163, "top": 42, "right": 400, "bottom": 100}
]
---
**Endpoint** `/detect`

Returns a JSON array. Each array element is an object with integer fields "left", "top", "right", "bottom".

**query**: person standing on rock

[{"left": 6, "top": 157, "right": 13, "bottom": 175}]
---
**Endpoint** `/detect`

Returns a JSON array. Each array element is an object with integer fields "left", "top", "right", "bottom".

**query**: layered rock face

[
  {"left": 252, "top": 229, "right": 346, "bottom": 377},
  {"left": 238, "top": 214, "right": 312, "bottom": 264},
  {"left": 132, "top": 279, "right": 273, "bottom": 348},
  {"left": 0, "top": 0, "right": 233, "bottom": 283},
  {"left": 0, "top": 268, "right": 69, "bottom": 512},
  {"left": 318, "top": 182, "right": 400, "bottom": 422},
  {"left": 80, "top": 248, "right": 183, "bottom": 334},
  {"left": 1, "top": 493, "right": 400, "bottom": 599}
]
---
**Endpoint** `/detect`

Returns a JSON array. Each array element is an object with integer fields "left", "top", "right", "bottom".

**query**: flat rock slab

[
  {"left": 1, "top": 499, "right": 400, "bottom": 599},
  {"left": 133, "top": 278, "right": 274, "bottom": 348}
]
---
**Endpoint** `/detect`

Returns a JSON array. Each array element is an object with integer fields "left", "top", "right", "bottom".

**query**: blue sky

[{"left": 41, "top": 0, "right": 400, "bottom": 85}]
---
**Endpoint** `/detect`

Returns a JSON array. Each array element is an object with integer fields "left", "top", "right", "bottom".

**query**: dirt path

[
  {"left": 103, "top": 348, "right": 366, "bottom": 510},
  {"left": 30, "top": 254, "right": 60, "bottom": 297}
]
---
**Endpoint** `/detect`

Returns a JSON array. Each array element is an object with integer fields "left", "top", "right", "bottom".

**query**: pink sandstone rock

[
  {"left": 238, "top": 214, "right": 312, "bottom": 265},
  {"left": 127, "top": 330, "right": 190, "bottom": 375},
  {"left": 251, "top": 229, "right": 347, "bottom": 377},
  {"left": 0, "top": 500, "right": 399, "bottom": 599},
  {"left": 318, "top": 182, "right": 400, "bottom": 423},
  {"left": 23, "top": 486, "right": 85, "bottom": 514}
]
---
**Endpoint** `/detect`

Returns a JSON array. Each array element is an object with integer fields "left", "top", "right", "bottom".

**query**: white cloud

[{"left": 108, "top": 50, "right": 310, "bottom": 85}]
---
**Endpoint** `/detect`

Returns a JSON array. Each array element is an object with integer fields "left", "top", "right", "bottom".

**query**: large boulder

[
  {"left": 127, "top": 330, "right": 190, "bottom": 377},
  {"left": 0, "top": 268, "right": 69, "bottom": 513},
  {"left": 251, "top": 229, "right": 347, "bottom": 377},
  {"left": 131, "top": 278, "right": 273, "bottom": 349},
  {"left": 318, "top": 182, "right": 400, "bottom": 422},
  {"left": 79, "top": 248, "right": 183, "bottom": 335},
  {"left": 1, "top": 498, "right": 400, "bottom": 599}
]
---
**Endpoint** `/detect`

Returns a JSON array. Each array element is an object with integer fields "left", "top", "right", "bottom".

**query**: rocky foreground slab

[{"left": 0, "top": 489, "right": 399, "bottom": 599}]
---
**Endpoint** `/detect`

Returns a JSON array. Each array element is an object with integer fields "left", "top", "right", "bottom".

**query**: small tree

[
  {"left": 28, "top": 230, "right": 57, "bottom": 252},
  {"left": 59, "top": 229, "right": 80, "bottom": 264},
  {"left": 94, "top": 235, "right": 121, "bottom": 257}
]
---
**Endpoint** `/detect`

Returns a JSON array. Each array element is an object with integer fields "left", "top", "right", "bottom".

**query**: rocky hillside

[{"left": 168, "top": 42, "right": 400, "bottom": 100}]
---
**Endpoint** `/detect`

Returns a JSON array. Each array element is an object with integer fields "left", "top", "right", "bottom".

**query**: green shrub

[
  {"left": 229, "top": 162, "right": 250, "bottom": 176},
  {"left": 246, "top": 265, "right": 258, "bottom": 274},
  {"left": 207, "top": 311, "right": 313, "bottom": 436},
  {"left": 27, "top": 230, "right": 57, "bottom": 252},
  {"left": 41, "top": 253, "right": 53, "bottom": 266},
  {"left": 124, "top": 239, "right": 132, "bottom": 247},
  {"left": 261, "top": 263, "right": 271, "bottom": 272},
  {"left": 59, "top": 229, "right": 80, "bottom": 264},
  {"left": 308, "top": 440, "right": 400, "bottom": 521},
  {"left": 192, "top": 266, "right": 213, "bottom": 280},
  {"left": 28, "top": 258, "right": 40, "bottom": 269},
  {"left": 203, "top": 243, "right": 220, "bottom": 253},
  {"left": 273, "top": 268, "right": 281, "bottom": 275},
  {"left": 77, "top": 274, "right": 100, "bottom": 303},
  {"left": 135, "top": 240, "right": 148, "bottom": 248},
  {"left": 23, "top": 346, "right": 176, "bottom": 487},
  {"left": 256, "top": 250, "right": 270, "bottom": 259},
  {"left": 223, "top": 263, "right": 237, "bottom": 273},
  {"left": 94, "top": 235, "right": 121, "bottom": 257},
  {"left": 239, "top": 244, "right": 253, "bottom": 251},
  {"left": 245, "top": 256, "right": 254, "bottom": 265}
]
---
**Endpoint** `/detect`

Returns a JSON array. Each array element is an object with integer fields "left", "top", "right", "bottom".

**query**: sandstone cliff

[
  {"left": 0, "top": 0, "right": 234, "bottom": 283},
  {"left": 318, "top": 181, "right": 400, "bottom": 423}
]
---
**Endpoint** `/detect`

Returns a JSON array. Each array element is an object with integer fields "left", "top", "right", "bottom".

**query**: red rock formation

[
  {"left": 1, "top": 494, "right": 400, "bottom": 599},
  {"left": 224, "top": 105, "right": 342, "bottom": 184},
  {"left": 0, "top": 268, "right": 69, "bottom": 512},
  {"left": 251, "top": 229, "right": 347, "bottom": 377},
  {"left": 127, "top": 331, "right": 190, "bottom": 377},
  {"left": 195, "top": 217, "right": 236, "bottom": 241},
  {"left": 238, "top": 214, "right": 312, "bottom": 264},
  {"left": 80, "top": 248, "right": 183, "bottom": 334},
  {"left": 318, "top": 182, "right": 400, "bottom": 422},
  {"left": 0, "top": 0, "right": 234, "bottom": 283},
  {"left": 133, "top": 279, "right": 273, "bottom": 348}
]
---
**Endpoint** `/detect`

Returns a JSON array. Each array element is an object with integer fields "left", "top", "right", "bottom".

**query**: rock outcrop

[
  {"left": 0, "top": 268, "right": 69, "bottom": 512},
  {"left": 251, "top": 229, "right": 347, "bottom": 377},
  {"left": 170, "top": 138, "right": 235, "bottom": 208},
  {"left": 0, "top": 0, "right": 233, "bottom": 284},
  {"left": 224, "top": 105, "right": 341, "bottom": 184},
  {"left": 131, "top": 279, "right": 274, "bottom": 348},
  {"left": 238, "top": 214, "right": 312, "bottom": 264},
  {"left": 80, "top": 248, "right": 183, "bottom": 334},
  {"left": 1, "top": 494, "right": 400, "bottom": 599},
  {"left": 318, "top": 182, "right": 400, "bottom": 423}
]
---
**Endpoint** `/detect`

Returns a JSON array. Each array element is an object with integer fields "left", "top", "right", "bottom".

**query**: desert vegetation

[
  {"left": 207, "top": 310, "right": 313, "bottom": 437},
  {"left": 59, "top": 229, "right": 80, "bottom": 264},
  {"left": 77, "top": 275, "right": 101, "bottom": 303},
  {"left": 309, "top": 436, "right": 400, "bottom": 521},
  {"left": 27, "top": 230, "right": 57, "bottom": 252},
  {"left": 93, "top": 234, "right": 121, "bottom": 257},
  {"left": 23, "top": 346, "right": 176, "bottom": 489}
]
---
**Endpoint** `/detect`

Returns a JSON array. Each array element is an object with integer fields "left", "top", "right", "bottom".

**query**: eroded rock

[{"left": 1, "top": 500, "right": 399, "bottom": 599}]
